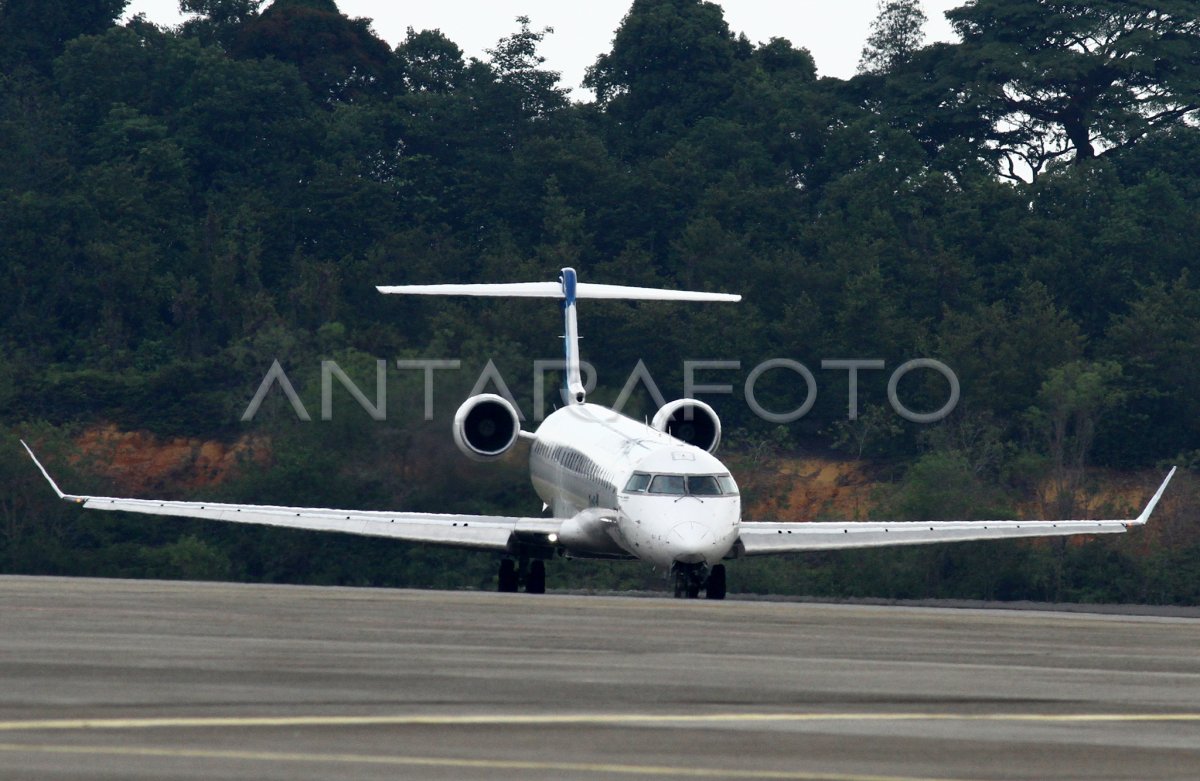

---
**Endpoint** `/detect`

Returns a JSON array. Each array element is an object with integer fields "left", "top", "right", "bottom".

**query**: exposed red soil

[{"left": 74, "top": 425, "right": 270, "bottom": 495}]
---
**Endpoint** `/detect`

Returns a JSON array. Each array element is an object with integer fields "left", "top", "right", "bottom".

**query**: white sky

[{"left": 124, "top": 0, "right": 962, "bottom": 93}]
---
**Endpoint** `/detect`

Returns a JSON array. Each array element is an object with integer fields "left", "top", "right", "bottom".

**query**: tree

[
  {"left": 231, "top": 0, "right": 393, "bottom": 102},
  {"left": 584, "top": 0, "right": 740, "bottom": 146},
  {"left": 936, "top": 282, "right": 1084, "bottom": 424},
  {"left": 396, "top": 27, "right": 466, "bottom": 94},
  {"left": 486, "top": 16, "right": 568, "bottom": 119},
  {"left": 0, "top": 0, "right": 128, "bottom": 71},
  {"left": 178, "top": 0, "right": 264, "bottom": 49},
  {"left": 859, "top": 0, "right": 928, "bottom": 74},
  {"left": 946, "top": 0, "right": 1200, "bottom": 182},
  {"left": 1026, "top": 360, "right": 1127, "bottom": 518},
  {"left": 1102, "top": 274, "right": 1200, "bottom": 465}
]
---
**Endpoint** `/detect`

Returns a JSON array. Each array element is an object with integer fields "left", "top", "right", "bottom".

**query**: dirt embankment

[
  {"left": 737, "top": 456, "right": 879, "bottom": 521},
  {"left": 75, "top": 425, "right": 270, "bottom": 495},
  {"left": 737, "top": 454, "right": 1175, "bottom": 527}
]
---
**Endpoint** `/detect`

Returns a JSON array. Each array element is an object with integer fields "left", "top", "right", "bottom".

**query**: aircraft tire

[
  {"left": 498, "top": 559, "right": 518, "bottom": 592},
  {"left": 526, "top": 560, "right": 546, "bottom": 594},
  {"left": 705, "top": 564, "right": 726, "bottom": 600}
]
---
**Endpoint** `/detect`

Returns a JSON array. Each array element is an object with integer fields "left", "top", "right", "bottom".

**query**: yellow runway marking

[
  {"left": 0, "top": 742, "right": 971, "bottom": 781},
  {"left": 1, "top": 711, "right": 1200, "bottom": 731}
]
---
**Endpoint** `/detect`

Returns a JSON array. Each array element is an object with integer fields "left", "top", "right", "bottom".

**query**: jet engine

[
  {"left": 453, "top": 394, "right": 521, "bottom": 461},
  {"left": 651, "top": 399, "right": 722, "bottom": 453}
]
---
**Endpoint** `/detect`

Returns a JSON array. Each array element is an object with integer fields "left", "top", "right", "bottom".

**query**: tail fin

[{"left": 378, "top": 268, "right": 740, "bottom": 405}]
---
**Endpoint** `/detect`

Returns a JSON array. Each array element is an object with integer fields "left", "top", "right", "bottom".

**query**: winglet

[
  {"left": 19, "top": 440, "right": 83, "bottom": 503},
  {"left": 1132, "top": 466, "right": 1177, "bottom": 526}
]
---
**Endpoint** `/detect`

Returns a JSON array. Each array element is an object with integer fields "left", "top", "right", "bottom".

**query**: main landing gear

[
  {"left": 672, "top": 563, "right": 726, "bottom": 600},
  {"left": 497, "top": 557, "right": 546, "bottom": 594}
]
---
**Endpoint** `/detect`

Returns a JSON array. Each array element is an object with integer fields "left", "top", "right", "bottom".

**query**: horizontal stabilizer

[
  {"left": 377, "top": 282, "right": 563, "bottom": 297},
  {"left": 377, "top": 281, "right": 740, "bottom": 302},
  {"left": 378, "top": 269, "right": 738, "bottom": 406},
  {"left": 576, "top": 283, "right": 739, "bottom": 302}
]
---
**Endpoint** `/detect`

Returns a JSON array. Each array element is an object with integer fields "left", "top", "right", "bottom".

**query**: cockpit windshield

[
  {"left": 623, "top": 472, "right": 739, "bottom": 496},
  {"left": 623, "top": 472, "right": 651, "bottom": 493},
  {"left": 648, "top": 475, "right": 686, "bottom": 495}
]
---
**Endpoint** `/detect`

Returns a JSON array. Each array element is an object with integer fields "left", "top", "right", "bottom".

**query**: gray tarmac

[{"left": 1, "top": 576, "right": 1198, "bottom": 781}]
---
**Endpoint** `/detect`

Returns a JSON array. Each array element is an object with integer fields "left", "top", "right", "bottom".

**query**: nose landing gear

[{"left": 672, "top": 562, "right": 726, "bottom": 600}]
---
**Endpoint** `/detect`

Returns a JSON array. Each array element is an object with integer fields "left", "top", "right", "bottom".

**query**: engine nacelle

[
  {"left": 453, "top": 394, "right": 521, "bottom": 461},
  {"left": 651, "top": 399, "right": 722, "bottom": 453}
]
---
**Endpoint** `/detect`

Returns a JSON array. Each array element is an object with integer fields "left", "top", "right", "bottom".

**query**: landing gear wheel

[
  {"left": 526, "top": 560, "right": 546, "bottom": 594},
  {"left": 498, "top": 559, "right": 518, "bottom": 592},
  {"left": 672, "top": 565, "right": 705, "bottom": 599},
  {"left": 705, "top": 564, "right": 726, "bottom": 600}
]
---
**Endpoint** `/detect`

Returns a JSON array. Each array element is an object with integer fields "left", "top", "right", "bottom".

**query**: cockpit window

[
  {"left": 624, "top": 472, "right": 739, "bottom": 496},
  {"left": 648, "top": 474, "right": 687, "bottom": 495},
  {"left": 623, "top": 472, "right": 651, "bottom": 493},
  {"left": 686, "top": 475, "right": 722, "bottom": 496}
]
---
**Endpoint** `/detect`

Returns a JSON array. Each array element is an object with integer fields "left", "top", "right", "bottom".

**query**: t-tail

[{"left": 377, "top": 268, "right": 740, "bottom": 405}]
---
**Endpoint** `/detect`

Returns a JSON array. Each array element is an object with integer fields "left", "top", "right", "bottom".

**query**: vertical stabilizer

[{"left": 559, "top": 268, "right": 586, "bottom": 404}]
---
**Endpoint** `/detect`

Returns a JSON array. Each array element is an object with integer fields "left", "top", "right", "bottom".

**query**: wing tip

[
  {"left": 1133, "top": 466, "right": 1177, "bottom": 526},
  {"left": 20, "top": 439, "right": 71, "bottom": 501}
]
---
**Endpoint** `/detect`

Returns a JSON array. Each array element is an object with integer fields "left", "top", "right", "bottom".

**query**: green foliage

[
  {"left": 946, "top": 0, "right": 1200, "bottom": 180},
  {"left": 585, "top": 0, "right": 742, "bottom": 151},
  {"left": 231, "top": 0, "right": 394, "bottom": 102},
  {"left": 0, "top": 0, "right": 128, "bottom": 71},
  {"left": 883, "top": 451, "right": 1015, "bottom": 522},
  {"left": 179, "top": 0, "right": 264, "bottom": 49},
  {"left": 486, "top": 16, "right": 569, "bottom": 118},
  {"left": 859, "top": 0, "right": 927, "bottom": 74}
]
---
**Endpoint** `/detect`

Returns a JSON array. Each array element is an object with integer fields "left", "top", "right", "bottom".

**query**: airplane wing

[
  {"left": 21, "top": 441, "right": 559, "bottom": 552},
  {"left": 735, "top": 467, "right": 1176, "bottom": 556}
]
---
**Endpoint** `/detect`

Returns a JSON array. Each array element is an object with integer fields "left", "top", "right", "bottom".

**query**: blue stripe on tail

[{"left": 561, "top": 267, "right": 577, "bottom": 306}]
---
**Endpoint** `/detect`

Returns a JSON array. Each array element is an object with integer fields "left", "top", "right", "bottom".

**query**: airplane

[{"left": 22, "top": 268, "right": 1177, "bottom": 599}]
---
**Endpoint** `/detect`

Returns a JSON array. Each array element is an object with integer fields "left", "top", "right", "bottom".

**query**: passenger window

[
  {"left": 648, "top": 475, "right": 686, "bottom": 495},
  {"left": 623, "top": 473, "right": 651, "bottom": 493},
  {"left": 717, "top": 475, "right": 739, "bottom": 495},
  {"left": 687, "top": 476, "right": 722, "bottom": 496}
]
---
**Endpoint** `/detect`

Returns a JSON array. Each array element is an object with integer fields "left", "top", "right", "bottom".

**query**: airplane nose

[{"left": 670, "top": 521, "right": 714, "bottom": 564}]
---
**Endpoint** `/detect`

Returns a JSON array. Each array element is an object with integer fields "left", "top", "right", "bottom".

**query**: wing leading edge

[
  {"left": 20, "top": 441, "right": 558, "bottom": 552},
  {"left": 736, "top": 467, "right": 1176, "bottom": 557}
]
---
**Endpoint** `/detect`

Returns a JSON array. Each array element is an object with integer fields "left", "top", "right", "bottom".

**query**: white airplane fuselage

[{"left": 529, "top": 403, "right": 741, "bottom": 569}]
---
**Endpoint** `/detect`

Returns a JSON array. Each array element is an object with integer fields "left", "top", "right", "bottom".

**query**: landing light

[{"left": 547, "top": 533, "right": 558, "bottom": 543}]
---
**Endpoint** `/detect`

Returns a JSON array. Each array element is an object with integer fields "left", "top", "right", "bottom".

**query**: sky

[{"left": 123, "top": 1, "right": 963, "bottom": 94}]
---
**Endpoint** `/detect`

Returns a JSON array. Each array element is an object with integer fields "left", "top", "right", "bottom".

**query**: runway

[{"left": 1, "top": 577, "right": 1198, "bottom": 780}]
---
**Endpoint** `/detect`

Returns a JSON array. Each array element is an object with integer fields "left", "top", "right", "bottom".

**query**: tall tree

[
  {"left": 0, "top": 0, "right": 128, "bottom": 71},
  {"left": 231, "top": 0, "right": 393, "bottom": 102},
  {"left": 584, "top": 0, "right": 740, "bottom": 146},
  {"left": 178, "top": 0, "right": 263, "bottom": 49},
  {"left": 947, "top": 0, "right": 1200, "bottom": 181},
  {"left": 486, "top": 16, "right": 568, "bottom": 119},
  {"left": 859, "top": 0, "right": 928, "bottom": 74},
  {"left": 1026, "top": 360, "right": 1127, "bottom": 518},
  {"left": 396, "top": 27, "right": 466, "bottom": 94}
]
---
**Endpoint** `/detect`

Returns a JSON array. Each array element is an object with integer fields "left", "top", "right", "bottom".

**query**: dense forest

[{"left": 2, "top": 0, "right": 1198, "bottom": 602}]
